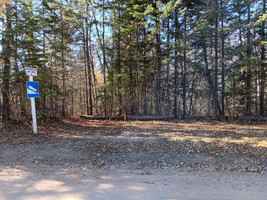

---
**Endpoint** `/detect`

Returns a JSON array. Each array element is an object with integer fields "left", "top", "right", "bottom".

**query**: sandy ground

[{"left": 0, "top": 166, "right": 266, "bottom": 200}]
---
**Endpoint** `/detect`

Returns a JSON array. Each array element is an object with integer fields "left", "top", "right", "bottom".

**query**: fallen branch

[
  {"left": 129, "top": 115, "right": 174, "bottom": 121},
  {"left": 80, "top": 115, "right": 123, "bottom": 120}
]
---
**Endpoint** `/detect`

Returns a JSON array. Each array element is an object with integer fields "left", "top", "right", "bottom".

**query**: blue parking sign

[{"left": 27, "top": 81, "right": 39, "bottom": 98}]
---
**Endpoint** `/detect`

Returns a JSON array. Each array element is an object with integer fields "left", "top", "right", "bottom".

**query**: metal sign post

[{"left": 25, "top": 67, "right": 39, "bottom": 134}]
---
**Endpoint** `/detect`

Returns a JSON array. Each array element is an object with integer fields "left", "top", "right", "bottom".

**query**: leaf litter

[{"left": 0, "top": 117, "right": 266, "bottom": 173}]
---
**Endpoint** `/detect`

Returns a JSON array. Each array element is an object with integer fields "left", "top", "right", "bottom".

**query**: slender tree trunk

[
  {"left": 49, "top": 60, "right": 54, "bottom": 117},
  {"left": 70, "top": 72, "right": 74, "bottom": 115},
  {"left": 221, "top": 0, "right": 225, "bottom": 116},
  {"left": 189, "top": 66, "right": 196, "bottom": 115},
  {"left": 79, "top": 73, "right": 82, "bottom": 113},
  {"left": 14, "top": 0, "right": 20, "bottom": 121},
  {"left": 110, "top": 23, "right": 116, "bottom": 116},
  {"left": 260, "top": 0, "right": 266, "bottom": 116},
  {"left": 135, "top": 25, "right": 140, "bottom": 115},
  {"left": 182, "top": 12, "right": 187, "bottom": 118},
  {"left": 237, "top": 2, "right": 243, "bottom": 117},
  {"left": 42, "top": 37, "right": 47, "bottom": 115},
  {"left": 102, "top": 0, "right": 107, "bottom": 116},
  {"left": 88, "top": 24, "right": 93, "bottom": 115},
  {"left": 41, "top": 0, "right": 48, "bottom": 115},
  {"left": 85, "top": 4, "right": 93, "bottom": 115},
  {"left": 2, "top": 3, "right": 11, "bottom": 123},
  {"left": 144, "top": 87, "right": 147, "bottom": 115},
  {"left": 174, "top": 8, "right": 179, "bottom": 119},
  {"left": 142, "top": 27, "right": 147, "bottom": 116},
  {"left": 253, "top": 3, "right": 259, "bottom": 116},
  {"left": 153, "top": 0, "right": 161, "bottom": 115},
  {"left": 166, "top": 17, "right": 171, "bottom": 115},
  {"left": 60, "top": 0, "right": 66, "bottom": 116},
  {"left": 117, "top": 2, "right": 122, "bottom": 116},
  {"left": 246, "top": 2, "right": 252, "bottom": 115},
  {"left": 129, "top": 62, "right": 135, "bottom": 115},
  {"left": 82, "top": 24, "right": 89, "bottom": 115},
  {"left": 209, "top": 36, "right": 214, "bottom": 115},
  {"left": 214, "top": 0, "right": 219, "bottom": 117},
  {"left": 89, "top": 41, "right": 99, "bottom": 114}
]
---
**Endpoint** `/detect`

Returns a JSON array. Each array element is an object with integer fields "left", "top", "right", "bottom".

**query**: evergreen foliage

[{"left": 0, "top": 0, "right": 266, "bottom": 121}]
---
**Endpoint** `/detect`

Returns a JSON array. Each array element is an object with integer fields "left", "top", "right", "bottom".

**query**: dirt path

[
  {"left": 1, "top": 166, "right": 266, "bottom": 200},
  {"left": 1, "top": 120, "right": 266, "bottom": 199},
  {"left": 0, "top": 134, "right": 267, "bottom": 200}
]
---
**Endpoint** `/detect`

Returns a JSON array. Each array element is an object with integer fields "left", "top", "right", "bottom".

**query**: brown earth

[{"left": 0, "top": 118, "right": 267, "bottom": 199}]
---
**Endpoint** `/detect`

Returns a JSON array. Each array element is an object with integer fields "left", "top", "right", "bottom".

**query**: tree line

[{"left": 0, "top": 0, "right": 266, "bottom": 122}]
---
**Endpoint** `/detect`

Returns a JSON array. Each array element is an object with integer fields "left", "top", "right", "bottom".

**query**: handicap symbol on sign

[{"left": 27, "top": 81, "right": 39, "bottom": 98}]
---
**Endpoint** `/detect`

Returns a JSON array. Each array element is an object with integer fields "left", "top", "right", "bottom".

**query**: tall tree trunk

[
  {"left": 41, "top": 0, "right": 47, "bottom": 115},
  {"left": 221, "top": 0, "right": 225, "bottom": 116},
  {"left": 209, "top": 36, "right": 214, "bottom": 115},
  {"left": 246, "top": 2, "right": 252, "bottom": 115},
  {"left": 260, "top": 0, "right": 266, "bottom": 116},
  {"left": 173, "top": 8, "right": 179, "bottom": 119},
  {"left": 236, "top": 1, "right": 243, "bottom": 117},
  {"left": 1, "top": 3, "right": 11, "bottom": 123},
  {"left": 102, "top": 0, "right": 107, "bottom": 116},
  {"left": 14, "top": 0, "right": 20, "bottom": 121},
  {"left": 166, "top": 17, "right": 171, "bottom": 115},
  {"left": 60, "top": 0, "right": 66, "bottom": 116},
  {"left": 117, "top": 2, "right": 122, "bottom": 116},
  {"left": 182, "top": 12, "right": 187, "bottom": 118},
  {"left": 89, "top": 39, "right": 98, "bottom": 114},
  {"left": 82, "top": 24, "right": 89, "bottom": 115},
  {"left": 85, "top": 4, "right": 93, "bottom": 115},
  {"left": 253, "top": 2, "right": 259, "bottom": 116},
  {"left": 88, "top": 24, "right": 93, "bottom": 115},
  {"left": 153, "top": 0, "right": 161, "bottom": 115},
  {"left": 135, "top": 25, "right": 140, "bottom": 115},
  {"left": 214, "top": 0, "right": 219, "bottom": 117}
]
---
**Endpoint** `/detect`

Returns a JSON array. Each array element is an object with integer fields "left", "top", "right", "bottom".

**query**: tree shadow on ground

[{"left": 1, "top": 118, "right": 266, "bottom": 170}]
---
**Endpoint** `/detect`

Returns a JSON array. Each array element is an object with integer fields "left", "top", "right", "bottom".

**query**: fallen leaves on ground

[{"left": 0, "top": 117, "right": 266, "bottom": 172}]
